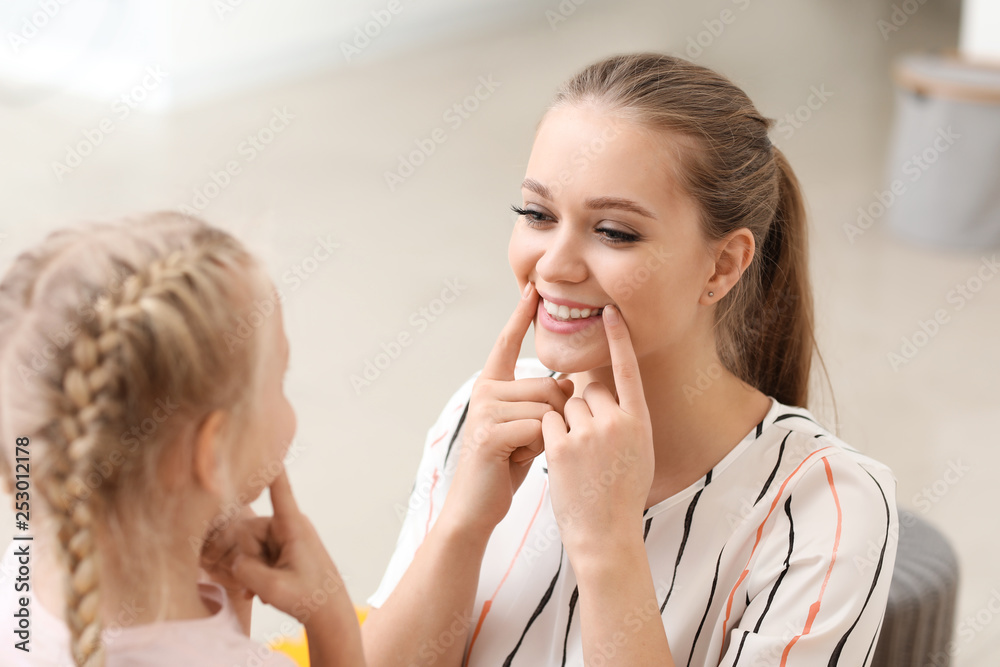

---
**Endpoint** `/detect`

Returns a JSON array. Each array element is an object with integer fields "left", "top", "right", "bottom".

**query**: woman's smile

[{"left": 535, "top": 290, "right": 608, "bottom": 333}]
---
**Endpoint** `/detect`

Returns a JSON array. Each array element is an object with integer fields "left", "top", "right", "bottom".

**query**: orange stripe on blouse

[
  {"left": 718, "top": 446, "right": 837, "bottom": 662},
  {"left": 430, "top": 430, "right": 448, "bottom": 448},
  {"left": 463, "top": 480, "right": 548, "bottom": 667},
  {"left": 779, "top": 457, "right": 843, "bottom": 666}
]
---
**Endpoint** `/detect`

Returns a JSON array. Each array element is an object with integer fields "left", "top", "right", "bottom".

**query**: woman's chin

[{"left": 535, "top": 342, "right": 609, "bottom": 375}]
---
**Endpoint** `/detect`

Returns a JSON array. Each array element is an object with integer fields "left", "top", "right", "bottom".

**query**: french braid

[{"left": 0, "top": 212, "right": 267, "bottom": 665}]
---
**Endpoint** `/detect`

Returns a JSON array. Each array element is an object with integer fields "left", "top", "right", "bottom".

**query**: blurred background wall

[{"left": 2, "top": 0, "right": 998, "bottom": 664}]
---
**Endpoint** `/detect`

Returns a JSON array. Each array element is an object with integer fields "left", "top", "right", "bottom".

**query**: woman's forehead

[{"left": 526, "top": 106, "right": 693, "bottom": 206}]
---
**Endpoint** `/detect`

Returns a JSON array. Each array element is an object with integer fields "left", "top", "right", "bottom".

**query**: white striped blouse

[{"left": 369, "top": 359, "right": 898, "bottom": 666}]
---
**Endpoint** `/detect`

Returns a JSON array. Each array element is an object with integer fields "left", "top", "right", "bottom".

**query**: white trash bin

[{"left": 885, "top": 53, "right": 1000, "bottom": 249}]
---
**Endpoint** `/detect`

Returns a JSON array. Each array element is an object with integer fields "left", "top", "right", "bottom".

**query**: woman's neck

[{"left": 565, "top": 348, "right": 772, "bottom": 508}]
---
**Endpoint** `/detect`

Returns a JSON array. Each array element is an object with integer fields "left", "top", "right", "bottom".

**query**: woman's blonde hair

[
  {"left": 0, "top": 211, "right": 269, "bottom": 665},
  {"left": 551, "top": 53, "right": 829, "bottom": 408}
]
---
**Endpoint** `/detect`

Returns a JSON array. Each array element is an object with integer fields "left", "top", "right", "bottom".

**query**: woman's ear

[
  {"left": 191, "top": 410, "right": 230, "bottom": 496},
  {"left": 703, "top": 227, "right": 755, "bottom": 303}
]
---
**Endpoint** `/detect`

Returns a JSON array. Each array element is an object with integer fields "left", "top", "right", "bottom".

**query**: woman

[{"left": 362, "top": 53, "right": 898, "bottom": 666}]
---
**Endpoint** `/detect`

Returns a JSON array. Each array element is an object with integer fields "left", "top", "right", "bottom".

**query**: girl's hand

[
  {"left": 199, "top": 505, "right": 264, "bottom": 634},
  {"left": 230, "top": 467, "right": 352, "bottom": 627},
  {"left": 541, "top": 305, "right": 655, "bottom": 564},
  {"left": 440, "top": 282, "right": 574, "bottom": 538},
  {"left": 232, "top": 467, "right": 366, "bottom": 666},
  {"left": 200, "top": 505, "right": 263, "bottom": 598}
]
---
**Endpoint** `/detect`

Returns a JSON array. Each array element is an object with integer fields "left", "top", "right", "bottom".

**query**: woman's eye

[
  {"left": 598, "top": 227, "right": 640, "bottom": 244},
  {"left": 512, "top": 205, "right": 640, "bottom": 244},
  {"left": 511, "top": 205, "right": 552, "bottom": 226}
]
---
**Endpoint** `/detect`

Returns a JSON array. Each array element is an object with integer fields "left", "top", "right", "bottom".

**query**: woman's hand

[
  {"left": 541, "top": 305, "right": 655, "bottom": 565},
  {"left": 439, "top": 282, "right": 574, "bottom": 539}
]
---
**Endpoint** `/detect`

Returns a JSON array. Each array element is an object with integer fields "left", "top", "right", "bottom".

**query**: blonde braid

[
  {"left": 45, "top": 251, "right": 208, "bottom": 666},
  {"left": 44, "top": 239, "right": 261, "bottom": 666},
  {"left": 1, "top": 213, "right": 267, "bottom": 665}
]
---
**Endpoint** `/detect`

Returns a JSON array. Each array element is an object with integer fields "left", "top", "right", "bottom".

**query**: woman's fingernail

[
  {"left": 604, "top": 305, "right": 620, "bottom": 325},
  {"left": 523, "top": 282, "right": 533, "bottom": 298}
]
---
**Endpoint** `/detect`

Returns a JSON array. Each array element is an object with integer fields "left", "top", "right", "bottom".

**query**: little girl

[{"left": 0, "top": 212, "right": 364, "bottom": 666}]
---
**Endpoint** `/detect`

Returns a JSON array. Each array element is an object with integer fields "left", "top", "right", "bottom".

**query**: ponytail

[{"left": 747, "top": 147, "right": 814, "bottom": 407}]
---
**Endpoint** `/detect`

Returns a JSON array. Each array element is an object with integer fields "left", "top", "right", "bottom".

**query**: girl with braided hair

[{"left": 0, "top": 212, "right": 364, "bottom": 666}]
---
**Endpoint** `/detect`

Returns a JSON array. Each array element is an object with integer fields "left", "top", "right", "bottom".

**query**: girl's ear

[
  {"left": 192, "top": 410, "right": 230, "bottom": 496},
  {"left": 703, "top": 227, "right": 755, "bottom": 303}
]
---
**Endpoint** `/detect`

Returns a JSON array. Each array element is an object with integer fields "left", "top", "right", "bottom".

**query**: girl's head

[
  {"left": 510, "top": 53, "right": 815, "bottom": 407},
  {"left": 0, "top": 212, "right": 295, "bottom": 664}
]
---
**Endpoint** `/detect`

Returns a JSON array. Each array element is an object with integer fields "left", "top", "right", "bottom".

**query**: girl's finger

[
  {"left": 237, "top": 517, "right": 272, "bottom": 558},
  {"left": 268, "top": 466, "right": 300, "bottom": 520},
  {"left": 231, "top": 555, "right": 280, "bottom": 606}
]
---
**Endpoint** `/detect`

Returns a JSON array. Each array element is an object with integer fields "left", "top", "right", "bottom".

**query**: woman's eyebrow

[
  {"left": 521, "top": 178, "right": 656, "bottom": 219},
  {"left": 585, "top": 196, "right": 655, "bottom": 219},
  {"left": 521, "top": 178, "right": 552, "bottom": 199}
]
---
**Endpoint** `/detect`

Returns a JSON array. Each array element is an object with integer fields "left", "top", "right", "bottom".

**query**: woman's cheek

[{"left": 508, "top": 226, "right": 547, "bottom": 278}]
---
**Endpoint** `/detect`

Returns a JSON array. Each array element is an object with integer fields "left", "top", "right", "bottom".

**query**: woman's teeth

[{"left": 542, "top": 299, "right": 603, "bottom": 321}]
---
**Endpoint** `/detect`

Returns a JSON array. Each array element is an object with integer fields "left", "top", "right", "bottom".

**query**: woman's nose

[{"left": 535, "top": 226, "right": 588, "bottom": 284}]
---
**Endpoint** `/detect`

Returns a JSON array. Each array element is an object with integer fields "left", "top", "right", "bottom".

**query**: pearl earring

[{"left": 708, "top": 291, "right": 714, "bottom": 297}]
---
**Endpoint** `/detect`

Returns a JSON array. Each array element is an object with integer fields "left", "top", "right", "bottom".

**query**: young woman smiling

[{"left": 362, "top": 53, "right": 898, "bottom": 666}]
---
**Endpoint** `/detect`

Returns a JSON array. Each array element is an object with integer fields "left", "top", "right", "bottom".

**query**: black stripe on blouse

[
  {"left": 755, "top": 432, "right": 791, "bottom": 505},
  {"left": 561, "top": 586, "right": 580, "bottom": 667},
  {"left": 503, "top": 546, "right": 565, "bottom": 666},
  {"left": 829, "top": 469, "right": 892, "bottom": 667},
  {"left": 729, "top": 495, "right": 795, "bottom": 666},
  {"left": 443, "top": 401, "right": 470, "bottom": 467},
  {"left": 660, "top": 469, "right": 714, "bottom": 614},
  {"left": 686, "top": 548, "right": 724, "bottom": 667},
  {"left": 773, "top": 412, "right": 823, "bottom": 427}
]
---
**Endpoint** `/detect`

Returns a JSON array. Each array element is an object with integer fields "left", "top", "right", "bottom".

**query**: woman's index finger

[
  {"left": 482, "top": 282, "right": 538, "bottom": 381},
  {"left": 602, "top": 306, "right": 647, "bottom": 416}
]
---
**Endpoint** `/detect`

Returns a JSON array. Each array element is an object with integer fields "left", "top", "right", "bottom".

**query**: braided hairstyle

[{"left": 0, "top": 212, "right": 269, "bottom": 665}]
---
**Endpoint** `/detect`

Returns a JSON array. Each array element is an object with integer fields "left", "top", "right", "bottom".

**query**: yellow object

[
  {"left": 270, "top": 630, "right": 310, "bottom": 666},
  {"left": 268, "top": 607, "right": 370, "bottom": 667}
]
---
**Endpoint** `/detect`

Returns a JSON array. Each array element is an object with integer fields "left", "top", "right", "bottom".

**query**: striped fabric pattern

[{"left": 369, "top": 360, "right": 898, "bottom": 666}]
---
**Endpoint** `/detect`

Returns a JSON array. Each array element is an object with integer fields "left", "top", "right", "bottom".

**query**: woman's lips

[{"left": 536, "top": 299, "right": 605, "bottom": 334}]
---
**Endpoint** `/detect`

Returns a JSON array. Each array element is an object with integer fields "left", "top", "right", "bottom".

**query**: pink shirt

[{"left": 0, "top": 541, "right": 297, "bottom": 666}]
